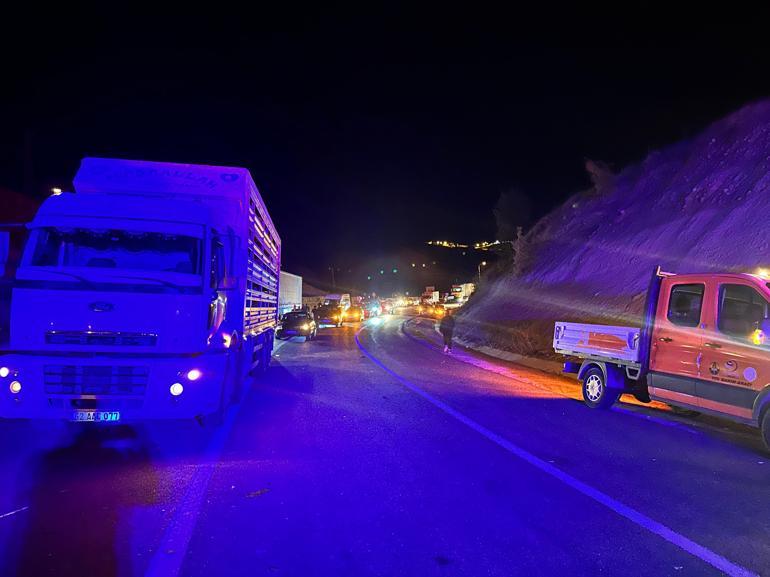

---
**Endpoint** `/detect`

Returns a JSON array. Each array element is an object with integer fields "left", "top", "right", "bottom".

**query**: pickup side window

[
  {"left": 718, "top": 284, "right": 769, "bottom": 339},
  {"left": 666, "top": 283, "right": 704, "bottom": 327}
]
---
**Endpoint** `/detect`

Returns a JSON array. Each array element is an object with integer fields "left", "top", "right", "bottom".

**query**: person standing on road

[{"left": 439, "top": 310, "right": 456, "bottom": 353}]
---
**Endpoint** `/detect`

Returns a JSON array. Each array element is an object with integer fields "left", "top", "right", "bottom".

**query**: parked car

[
  {"left": 277, "top": 310, "right": 317, "bottom": 340},
  {"left": 364, "top": 300, "right": 382, "bottom": 318}
]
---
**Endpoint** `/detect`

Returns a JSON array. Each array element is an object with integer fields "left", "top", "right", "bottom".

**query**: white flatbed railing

[{"left": 553, "top": 322, "right": 641, "bottom": 364}]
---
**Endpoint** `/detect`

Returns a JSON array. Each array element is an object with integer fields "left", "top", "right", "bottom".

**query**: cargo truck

[
  {"left": 554, "top": 267, "right": 770, "bottom": 449},
  {"left": 278, "top": 271, "right": 302, "bottom": 316},
  {"left": 0, "top": 158, "right": 280, "bottom": 424}
]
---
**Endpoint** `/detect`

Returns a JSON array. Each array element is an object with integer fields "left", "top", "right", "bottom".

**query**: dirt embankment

[{"left": 458, "top": 99, "right": 770, "bottom": 359}]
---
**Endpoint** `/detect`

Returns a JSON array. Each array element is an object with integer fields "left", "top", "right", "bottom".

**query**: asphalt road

[{"left": 1, "top": 314, "right": 769, "bottom": 576}]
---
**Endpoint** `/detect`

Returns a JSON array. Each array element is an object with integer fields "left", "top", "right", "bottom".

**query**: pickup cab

[{"left": 554, "top": 267, "right": 770, "bottom": 450}]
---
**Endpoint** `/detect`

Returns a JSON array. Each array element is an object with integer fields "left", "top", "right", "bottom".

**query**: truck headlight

[
  {"left": 186, "top": 369, "right": 202, "bottom": 381},
  {"left": 170, "top": 382, "right": 184, "bottom": 396},
  {"left": 301, "top": 323, "right": 310, "bottom": 330},
  {"left": 9, "top": 381, "right": 21, "bottom": 394},
  {"left": 0, "top": 367, "right": 9, "bottom": 378}
]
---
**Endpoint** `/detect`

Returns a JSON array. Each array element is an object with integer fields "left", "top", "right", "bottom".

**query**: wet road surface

[{"left": 0, "top": 314, "right": 769, "bottom": 576}]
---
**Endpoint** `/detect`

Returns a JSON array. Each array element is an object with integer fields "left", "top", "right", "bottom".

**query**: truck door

[
  {"left": 648, "top": 281, "right": 705, "bottom": 406},
  {"left": 697, "top": 282, "right": 769, "bottom": 421}
]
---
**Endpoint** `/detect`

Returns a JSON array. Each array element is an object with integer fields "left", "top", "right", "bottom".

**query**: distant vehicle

[
  {"left": 344, "top": 305, "right": 365, "bottom": 322},
  {"left": 277, "top": 310, "right": 317, "bottom": 340},
  {"left": 364, "top": 300, "right": 382, "bottom": 318},
  {"left": 418, "top": 303, "right": 443, "bottom": 317},
  {"left": 422, "top": 289, "right": 440, "bottom": 304},
  {"left": 315, "top": 303, "right": 344, "bottom": 327},
  {"left": 380, "top": 298, "right": 395, "bottom": 315},
  {"left": 554, "top": 267, "right": 770, "bottom": 450},
  {"left": 0, "top": 158, "right": 280, "bottom": 425},
  {"left": 279, "top": 271, "right": 303, "bottom": 316},
  {"left": 444, "top": 283, "right": 475, "bottom": 309},
  {"left": 324, "top": 293, "right": 351, "bottom": 310}
]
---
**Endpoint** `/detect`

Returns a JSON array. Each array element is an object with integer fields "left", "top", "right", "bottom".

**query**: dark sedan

[{"left": 277, "top": 311, "right": 317, "bottom": 340}]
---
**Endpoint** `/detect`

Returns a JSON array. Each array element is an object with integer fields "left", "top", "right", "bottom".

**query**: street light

[{"left": 477, "top": 261, "right": 488, "bottom": 282}]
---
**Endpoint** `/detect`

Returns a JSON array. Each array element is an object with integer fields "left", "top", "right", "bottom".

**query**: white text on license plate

[{"left": 72, "top": 411, "right": 121, "bottom": 423}]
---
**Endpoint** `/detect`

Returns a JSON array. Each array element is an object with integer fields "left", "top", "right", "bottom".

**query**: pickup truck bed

[{"left": 553, "top": 322, "right": 641, "bottom": 365}]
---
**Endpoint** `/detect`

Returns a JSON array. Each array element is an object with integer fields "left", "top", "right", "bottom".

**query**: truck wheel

[
  {"left": 761, "top": 409, "right": 770, "bottom": 452},
  {"left": 582, "top": 367, "right": 619, "bottom": 409}
]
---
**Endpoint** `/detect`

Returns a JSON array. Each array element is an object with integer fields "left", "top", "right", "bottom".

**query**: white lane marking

[
  {"left": 0, "top": 506, "right": 28, "bottom": 520},
  {"left": 145, "top": 403, "right": 241, "bottom": 577},
  {"left": 356, "top": 327, "right": 758, "bottom": 577}
]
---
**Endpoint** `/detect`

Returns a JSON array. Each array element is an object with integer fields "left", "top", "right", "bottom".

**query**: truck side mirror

[{"left": 0, "top": 231, "right": 9, "bottom": 275}]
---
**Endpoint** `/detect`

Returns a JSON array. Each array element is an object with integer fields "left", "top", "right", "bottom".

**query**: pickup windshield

[{"left": 28, "top": 227, "right": 202, "bottom": 275}]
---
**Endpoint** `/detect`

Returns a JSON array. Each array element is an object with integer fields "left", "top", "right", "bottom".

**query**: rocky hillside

[{"left": 457, "top": 99, "right": 770, "bottom": 358}]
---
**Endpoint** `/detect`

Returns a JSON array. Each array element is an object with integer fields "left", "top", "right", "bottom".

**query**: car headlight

[{"left": 301, "top": 323, "right": 310, "bottom": 330}]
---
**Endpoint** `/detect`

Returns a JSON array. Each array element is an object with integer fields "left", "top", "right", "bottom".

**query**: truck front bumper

[{"left": 0, "top": 351, "right": 229, "bottom": 421}]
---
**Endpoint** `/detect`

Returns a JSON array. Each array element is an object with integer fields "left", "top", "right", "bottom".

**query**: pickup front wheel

[
  {"left": 760, "top": 410, "right": 770, "bottom": 452},
  {"left": 582, "top": 367, "right": 619, "bottom": 409}
]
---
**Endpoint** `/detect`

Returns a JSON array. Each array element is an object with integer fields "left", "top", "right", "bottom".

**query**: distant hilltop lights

[
  {"left": 473, "top": 240, "right": 503, "bottom": 250},
  {"left": 427, "top": 240, "right": 505, "bottom": 250},
  {"left": 427, "top": 240, "right": 468, "bottom": 248}
]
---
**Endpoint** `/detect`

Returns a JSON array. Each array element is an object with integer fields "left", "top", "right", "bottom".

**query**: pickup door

[
  {"left": 649, "top": 280, "right": 706, "bottom": 406},
  {"left": 697, "top": 281, "right": 770, "bottom": 422}
]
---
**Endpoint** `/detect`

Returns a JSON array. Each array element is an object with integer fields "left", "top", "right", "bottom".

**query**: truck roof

[
  {"left": 33, "top": 191, "right": 212, "bottom": 228},
  {"left": 72, "top": 158, "right": 280, "bottom": 245},
  {"left": 664, "top": 272, "right": 767, "bottom": 284}
]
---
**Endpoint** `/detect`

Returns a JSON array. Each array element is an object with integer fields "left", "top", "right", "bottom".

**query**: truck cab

[
  {"left": 0, "top": 158, "right": 280, "bottom": 424},
  {"left": 649, "top": 272, "right": 770, "bottom": 425}
]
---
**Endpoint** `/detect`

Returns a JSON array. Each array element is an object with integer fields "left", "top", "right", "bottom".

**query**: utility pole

[
  {"left": 477, "top": 261, "right": 487, "bottom": 283},
  {"left": 329, "top": 266, "right": 336, "bottom": 288}
]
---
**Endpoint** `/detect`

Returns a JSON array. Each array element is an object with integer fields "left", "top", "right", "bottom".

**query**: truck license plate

[{"left": 71, "top": 410, "right": 121, "bottom": 423}]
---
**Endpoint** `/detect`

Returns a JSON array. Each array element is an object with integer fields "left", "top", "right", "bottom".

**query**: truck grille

[
  {"left": 45, "top": 331, "right": 157, "bottom": 346},
  {"left": 43, "top": 365, "right": 149, "bottom": 396}
]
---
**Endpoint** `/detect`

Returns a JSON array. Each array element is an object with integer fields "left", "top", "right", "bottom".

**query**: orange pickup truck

[{"left": 554, "top": 267, "right": 770, "bottom": 450}]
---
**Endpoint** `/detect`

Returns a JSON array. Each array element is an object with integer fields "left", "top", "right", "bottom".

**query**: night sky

[{"left": 2, "top": 8, "right": 769, "bottom": 287}]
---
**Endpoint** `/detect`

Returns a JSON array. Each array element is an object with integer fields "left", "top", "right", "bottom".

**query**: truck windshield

[{"left": 29, "top": 227, "right": 202, "bottom": 275}]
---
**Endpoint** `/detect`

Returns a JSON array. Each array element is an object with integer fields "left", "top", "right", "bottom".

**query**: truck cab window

[
  {"left": 210, "top": 236, "right": 225, "bottom": 289},
  {"left": 718, "top": 284, "right": 769, "bottom": 340},
  {"left": 666, "top": 284, "right": 704, "bottom": 327}
]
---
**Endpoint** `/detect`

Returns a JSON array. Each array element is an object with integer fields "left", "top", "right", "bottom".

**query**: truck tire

[
  {"left": 761, "top": 409, "right": 770, "bottom": 452},
  {"left": 582, "top": 367, "right": 619, "bottom": 409}
]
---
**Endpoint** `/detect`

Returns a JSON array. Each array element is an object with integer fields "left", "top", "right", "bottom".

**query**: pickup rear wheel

[
  {"left": 582, "top": 367, "right": 619, "bottom": 409},
  {"left": 760, "top": 409, "right": 770, "bottom": 452}
]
